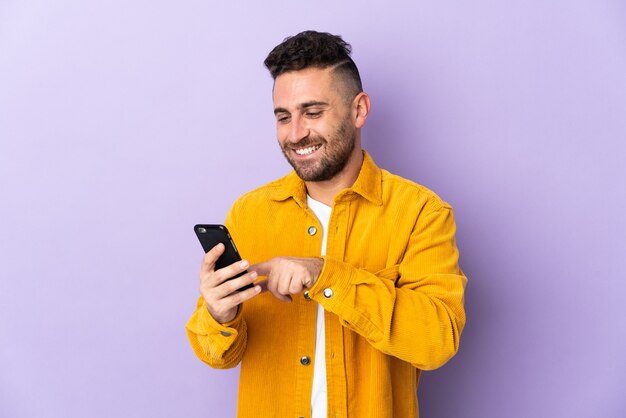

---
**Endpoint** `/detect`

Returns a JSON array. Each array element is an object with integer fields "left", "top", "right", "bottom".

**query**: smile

[{"left": 294, "top": 145, "right": 322, "bottom": 155}]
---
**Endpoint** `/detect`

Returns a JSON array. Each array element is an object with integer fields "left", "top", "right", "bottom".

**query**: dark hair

[{"left": 264, "top": 30, "right": 363, "bottom": 99}]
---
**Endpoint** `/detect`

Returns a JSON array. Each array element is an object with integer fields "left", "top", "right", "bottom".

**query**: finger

[
  {"left": 257, "top": 279, "right": 270, "bottom": 293},
  {"left": 288, "top": 277, "right": 304, "bottom": 295},
  {"left": 271, "top": 290, "right": 292, "bottom": 303},
  {"left": 277, "top": 270, "right": 292, "bottom": 296},
  {"left": 262, "top": 274, "right": 284, "bottom": 302},
  {"left": 265, "top": 275, "right": 292, "bottom": 303},
  {"left": 221, "top": 282, "right": 263, "bottom": 308},
  {"left": 215, "top": 271, "right": 258, "bottom": 298},
  {"left": 201, "top": 243, "right": 225, "bottom": 272},
  {"left": 255, "top": 279, "right": 289, "bottom": 302},
  {"left": 249, "top": 260, "right": 273, "bottom": 277},
  {"left": 213, "top": 259, "right": 250, "bottom": 286},
  {"left": 266, "top": 271, "right": 279, "bottom": 295}
]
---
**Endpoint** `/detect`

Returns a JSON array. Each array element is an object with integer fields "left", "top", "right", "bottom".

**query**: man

[{"left": 186, "top": 31, "right": 467, "bottom": 418}]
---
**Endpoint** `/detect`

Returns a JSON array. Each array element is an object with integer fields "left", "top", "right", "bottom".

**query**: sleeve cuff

[
  {"left": 186, "top": 297, "right": 244, "bottom": 340},
  {"left": 308, "top": 257, "right": 353, "bottom": 310},
  {"left": 307, "top": 258, "right": 382, "bottom": 339}
]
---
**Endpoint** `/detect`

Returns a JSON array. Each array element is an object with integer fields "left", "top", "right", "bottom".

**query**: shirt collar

[{"left": 268, "top": 150, "right": 383, "bottom": 207}]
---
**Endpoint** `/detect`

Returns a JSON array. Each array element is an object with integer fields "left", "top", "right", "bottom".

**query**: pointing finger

[{"left": 249, "top": 260, "right": 273, "bottom": 277}]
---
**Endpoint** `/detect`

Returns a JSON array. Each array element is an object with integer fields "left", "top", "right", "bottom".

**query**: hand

[
  {"left": 199, "top": 243, "right": 261, "bottom": 323},
  {"left": 251, "top": 257, "right": 324, "bottom": 302}
]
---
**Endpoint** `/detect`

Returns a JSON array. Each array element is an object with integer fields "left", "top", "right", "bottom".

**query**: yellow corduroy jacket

[{"left": 186, "top": 152, "right": 467, "bottom": 418}]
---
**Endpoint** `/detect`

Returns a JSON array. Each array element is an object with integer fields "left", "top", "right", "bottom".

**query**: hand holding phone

[
  {"left": 194, "top": 224, "right": 260, "bottom": 323},
  {"left": 195, "top": 224, "right": 253, "bottom": 290}
]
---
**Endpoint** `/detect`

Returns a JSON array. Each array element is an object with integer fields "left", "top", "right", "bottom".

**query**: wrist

[
  {"left": 307, "top": 257, "right": 325, "bottom": 287},
  {"left": 206, "top": 302, "right": 237, "bottom": 324}
]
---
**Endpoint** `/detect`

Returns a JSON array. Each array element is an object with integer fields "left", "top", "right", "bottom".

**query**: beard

[{"left": 280, "top": 117, "right": 356, "bottom": 182}]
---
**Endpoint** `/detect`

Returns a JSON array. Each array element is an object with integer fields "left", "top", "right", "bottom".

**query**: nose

[{"left": 287, "top": 114, "right": 309, "bottom": 144}]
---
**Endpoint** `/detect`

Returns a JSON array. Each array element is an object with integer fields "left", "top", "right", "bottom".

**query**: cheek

[
  {"left": 275, "top": 124, "right": 287, "bottom": 138},
  {"left": 276, "top": 127, "right": 292, "bottom": 148}
]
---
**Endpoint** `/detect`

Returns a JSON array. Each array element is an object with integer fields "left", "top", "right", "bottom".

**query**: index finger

[
  {"left": 201, "top": 242, "right": 225, "bottom": 272},
  {"left": 249, "top": 259, "right": 273, "bottom": 277}
]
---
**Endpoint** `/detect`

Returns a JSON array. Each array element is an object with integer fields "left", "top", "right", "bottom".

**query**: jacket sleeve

[
  {"left": 185, "top": 209, "right": 248, "bottom": 369},
  {"left": 185, "top": 297, "right": 247, "bottom": 369},
  {"left": 308, "top": 205, "right": 467, "bottom": 370}
]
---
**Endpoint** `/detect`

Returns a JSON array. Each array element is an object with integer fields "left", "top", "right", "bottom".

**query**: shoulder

[
  {"left": 233, "top": 176, "right": 285, "bottom": 203},
  {"left": 380, "top": 169, "right": 452, "bottom": 214},
  {"left": 229, "top": 172, "right": 297, "bottom": 214}
]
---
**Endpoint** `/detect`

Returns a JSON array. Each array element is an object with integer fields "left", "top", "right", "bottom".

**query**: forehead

[{"left": 272, "top": 67, "right": 339, "bottom": 107}]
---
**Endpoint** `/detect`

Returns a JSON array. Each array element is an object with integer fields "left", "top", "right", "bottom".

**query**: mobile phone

[{"left": 194, "top": 224, "right": 253, "bottom": 291}]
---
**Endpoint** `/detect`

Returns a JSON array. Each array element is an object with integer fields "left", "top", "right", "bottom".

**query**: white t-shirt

[{"left": 307, "top": 195, "right": 331, "bottom": 418}]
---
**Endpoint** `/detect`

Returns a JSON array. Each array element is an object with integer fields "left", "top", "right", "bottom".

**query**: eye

[
  {"left": 276, "top": 114, "right": 291, "bottom": 124},
  {"left": 305, "top": 111, "right": 322, "bottom": 118}
]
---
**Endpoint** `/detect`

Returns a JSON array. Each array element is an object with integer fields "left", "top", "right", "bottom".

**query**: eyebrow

[{"left": 274, "top": 101, "right": 330, "bottom": 115}]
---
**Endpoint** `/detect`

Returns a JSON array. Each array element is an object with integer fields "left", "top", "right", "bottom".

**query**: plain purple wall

[{"left": 1, "top": 1, "right": 625, "bottom": 417}]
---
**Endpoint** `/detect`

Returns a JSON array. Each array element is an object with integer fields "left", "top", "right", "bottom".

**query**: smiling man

[{"left": 186, "top": 31, "right": 467, "bottom": 418}]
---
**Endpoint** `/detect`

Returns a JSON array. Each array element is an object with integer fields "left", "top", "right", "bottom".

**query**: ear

[{"left": 352, "top": 92, "right": 371, "bottom": 129}]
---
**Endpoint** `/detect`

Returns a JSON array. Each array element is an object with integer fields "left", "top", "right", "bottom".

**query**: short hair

[{"left": 264, "top": 30, "right": 363, "bottom": 100}]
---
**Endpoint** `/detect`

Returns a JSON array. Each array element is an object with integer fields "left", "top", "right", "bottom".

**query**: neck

[{"left": 305, "top": 147, "right": 364, "bottom": 206}]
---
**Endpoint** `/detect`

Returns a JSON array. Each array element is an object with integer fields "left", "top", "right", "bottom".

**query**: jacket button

[
  {"left": 220, "top": 331, "right": 231, "bottom": 337},
  {"left": 303, "top": 291, "right": 311, "bottom": 300},
  {"left": 323, "top": 288, "right": 333, "bottom": 298},
  {"left": 300, "top": 356, "right": 311, "bottom": 366},
  {"left": 307, "top": 226, "right": 317, "bottom": 236}
]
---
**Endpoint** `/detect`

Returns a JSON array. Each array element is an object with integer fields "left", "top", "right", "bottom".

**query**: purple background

[{"left": 1, "top": 1, "right": 625, "bottom": 417}]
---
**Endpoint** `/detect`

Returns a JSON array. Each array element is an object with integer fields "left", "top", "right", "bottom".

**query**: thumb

[{"left": 256, "top": 279, "right": 292, "bottom": 303}]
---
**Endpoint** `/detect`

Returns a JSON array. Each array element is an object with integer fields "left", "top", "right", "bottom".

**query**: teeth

[{"left": 294, "top": 145, "right": 321, "bottom": 155}]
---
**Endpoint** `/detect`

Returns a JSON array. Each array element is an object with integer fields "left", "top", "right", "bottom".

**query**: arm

[
  {"left": 309, "top": 206, "right": 466, "bottom": 370},
  {"left": 185, "top": 214, "right": 261, "bottom": 369},
  {"left": 185, "top": 295, "right": 248, "bottom": 369}
]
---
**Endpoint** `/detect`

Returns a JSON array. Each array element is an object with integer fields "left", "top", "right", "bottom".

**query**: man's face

[{"left": 272, "top": 67, "right": 357, "bottom": 182}]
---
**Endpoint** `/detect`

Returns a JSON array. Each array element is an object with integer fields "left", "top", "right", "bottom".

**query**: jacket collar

[{"left": 268, "top": 150, "right": 383, "bottom": 207}]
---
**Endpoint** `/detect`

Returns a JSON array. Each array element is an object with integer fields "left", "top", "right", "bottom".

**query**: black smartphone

[{"left": 194, "top": 224, "right": 253, "bottom": 291}]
